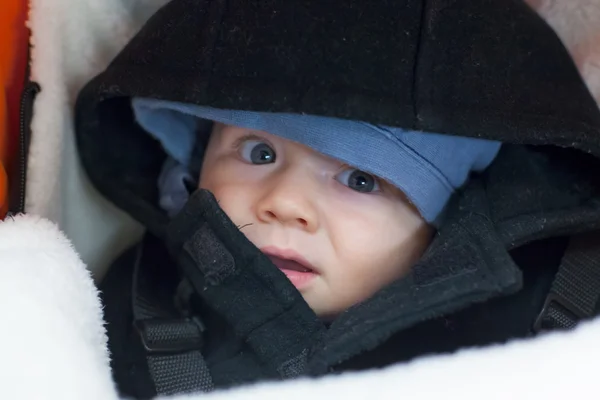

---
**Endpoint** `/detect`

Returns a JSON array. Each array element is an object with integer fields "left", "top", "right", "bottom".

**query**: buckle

[
  {"left": 533, "top": 292, "right": 585, "bottom": 333},
  {"left": 134, "top": 316, "right": 205, "bottom": 354}
]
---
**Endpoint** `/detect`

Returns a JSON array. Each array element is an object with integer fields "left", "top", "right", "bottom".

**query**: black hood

[
  {"left": 76, "top": 0, "right": 600, "bottom": 235},
  {"left": 76, "top": 0, "right": 600, "bottom": 361}
]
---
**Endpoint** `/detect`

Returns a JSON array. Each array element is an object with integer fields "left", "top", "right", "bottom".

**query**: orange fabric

[{"left": 1, "top": 0, "right": 29, "bottom": 216}]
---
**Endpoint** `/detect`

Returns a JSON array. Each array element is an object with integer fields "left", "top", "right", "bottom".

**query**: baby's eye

[
  {"left": 335, "top": 168, "right": 380, "bottom": 193},
  {"left": 239, "top": 140, "right": 277, "bottom": 164}
]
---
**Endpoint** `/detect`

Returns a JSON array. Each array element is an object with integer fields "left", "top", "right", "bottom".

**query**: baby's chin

[{"left": 299, "top": 287, "right": 343, "bottom": 321}]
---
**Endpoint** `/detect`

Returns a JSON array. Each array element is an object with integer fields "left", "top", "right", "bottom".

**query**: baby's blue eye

[
  {"left": 239, "top": 140, "right": 276, "bottom": 164},
  {"left": 335, "top": 168, "right": 380, "bottom": 193}
]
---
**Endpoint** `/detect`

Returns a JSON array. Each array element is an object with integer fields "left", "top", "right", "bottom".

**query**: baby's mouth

[
  {"left": 268, "top": 256, "right": 313, "bottom": 273},
  {"left": 261, "top": 248, "right": 318, "bottom": 290}
]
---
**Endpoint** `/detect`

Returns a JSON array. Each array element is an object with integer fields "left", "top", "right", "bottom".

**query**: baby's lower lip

[{"left": 278, "top": 268, "right": 317, "bottom": 290}]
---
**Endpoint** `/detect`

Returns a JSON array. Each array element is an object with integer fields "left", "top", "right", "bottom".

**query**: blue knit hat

[{"left": 132, "top": 98, "right": 501, "bottom": 224}]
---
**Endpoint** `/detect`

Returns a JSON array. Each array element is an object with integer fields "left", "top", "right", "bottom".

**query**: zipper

[
  {"left": 12, "top": 81, "right": 41, "bottom": 214},
  {"left": 7, "top": 32, "right": 41, "bottom": 216}
]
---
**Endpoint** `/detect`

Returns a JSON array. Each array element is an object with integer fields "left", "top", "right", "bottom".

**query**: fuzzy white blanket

[{"left": 8, "top": 0, "right": 600, "bottom": 399}]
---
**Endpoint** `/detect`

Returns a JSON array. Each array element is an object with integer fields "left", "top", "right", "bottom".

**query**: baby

[{"left": 133, "top": 98, "right": 500, "bottom": 318}]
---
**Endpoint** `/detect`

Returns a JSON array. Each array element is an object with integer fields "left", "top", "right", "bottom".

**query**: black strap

[
  {"left": 132, "top": 243, "right": 215, "bottom": 396},
  {"left": 534, "top": 232, "right": 600, "bottom": 332}
]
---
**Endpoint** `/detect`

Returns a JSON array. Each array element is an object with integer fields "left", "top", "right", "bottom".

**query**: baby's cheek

[
  {"left": 353, "top": 225, "right": 427, "bottom": 290},
  {"left": 206, "top": 185, "right": 254, "bottom": 224}
]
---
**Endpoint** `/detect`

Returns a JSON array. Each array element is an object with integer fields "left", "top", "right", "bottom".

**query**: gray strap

[
  {"left": 132, "top": 243, "right": 215, "bottom": 396},
  {"left": 534, "top": 232, "right": 600, "bottom": 332}
]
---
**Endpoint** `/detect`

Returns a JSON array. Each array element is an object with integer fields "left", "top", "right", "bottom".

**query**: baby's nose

[{"left": 255, "top": 172, "right": 320, "bottom": 232}]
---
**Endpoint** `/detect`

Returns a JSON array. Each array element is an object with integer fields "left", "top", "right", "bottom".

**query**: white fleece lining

[
  {"left": 25, "top": 0, "right": 167, "bottom": 278},
  {"left": 533, "top": 0, "right": 600, "bottom": 98}
]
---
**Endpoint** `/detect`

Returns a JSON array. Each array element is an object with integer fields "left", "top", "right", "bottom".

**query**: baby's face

[{"left": 199, "top": 123, "right": 433, "bottom": 318}]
